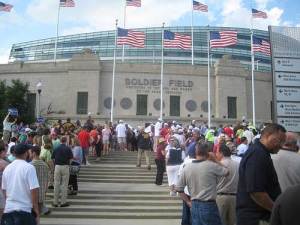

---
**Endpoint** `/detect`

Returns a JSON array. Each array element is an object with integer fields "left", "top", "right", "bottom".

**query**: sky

[{"left": 0, "top": 0, "right": 300, "bottom": 64}]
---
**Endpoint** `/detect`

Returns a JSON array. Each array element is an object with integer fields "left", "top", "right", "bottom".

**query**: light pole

[
  {"left": 36, "top": 81, "right": 42, "bottom": 118},
  {"left": 255, "top": 60, "right": 260, "bottom": 71}
]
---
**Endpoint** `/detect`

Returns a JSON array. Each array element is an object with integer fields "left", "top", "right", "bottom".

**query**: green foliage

[{"left": 0, "top": 79, "right": 35, "bottom": 129}]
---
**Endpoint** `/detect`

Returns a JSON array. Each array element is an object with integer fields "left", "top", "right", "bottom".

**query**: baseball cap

[
  {"left": 14, "top": 144, "right": 32, "bottom": 155},
  {"left": 25, "top": 128, "right": 32, "bottom": 133}
]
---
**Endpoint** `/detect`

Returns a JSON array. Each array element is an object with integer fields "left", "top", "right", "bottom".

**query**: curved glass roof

[{"left": 9, "top": 26, "right": 271, "bottom": 72}]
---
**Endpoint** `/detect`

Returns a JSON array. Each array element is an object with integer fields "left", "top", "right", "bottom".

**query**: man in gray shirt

[
  {"left": 272, "top": 132, "right": 300, "bottom": 192},
  {"left": 216, "top": 144, "right": 240, "bottom": 225},
  {"left": 176, "top": 142, "right": 228, "bottom": 225}
]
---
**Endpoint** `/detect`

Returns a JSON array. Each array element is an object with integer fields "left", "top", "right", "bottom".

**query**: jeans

[
  {"left": 1, "top": 211, "right": 36, "bottom": 225},
  {"left": 191, "top": 200, "right": 222, "bottom": 225},
  {"left": 182, "top": 199, "right": 192, "bottom": 225},
  {"left": 155, "top": 159, "right": 165, "bottom": 185}
]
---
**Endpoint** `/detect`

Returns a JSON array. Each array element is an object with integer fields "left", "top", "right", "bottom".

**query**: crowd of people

[{"left": 0, "top": 111, "right": 300, "bottom": 225}]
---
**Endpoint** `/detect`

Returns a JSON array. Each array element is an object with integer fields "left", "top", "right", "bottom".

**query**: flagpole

[
  {"left": 160, "top": 22, "right": 165, "bottom": 120},
  {"left": 54, "top": 2, "right": 61, "bottom": 63},
  {"left": 191, "top": 0, "right": 194, "bottom": 65},
  {"left": 250, "top": 1, "right": 256, "bottom": 127},
  {"left": 250, "top": 28, "right": 256, "bottom": 127},
  {"left": 207, "top": 28, "right": 211, "bottom": 128},
  {"left": 111, "top": 19, "right": 118, "bottom": 123},
  {"left": 122, "top": 0, "right": 127, "bottom": 62}
]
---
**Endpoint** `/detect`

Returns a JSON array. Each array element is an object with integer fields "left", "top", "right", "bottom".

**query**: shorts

[
  {"left": 118, "top": 137, "right": 126, "bottom": 144},
  {"left": 103, "top": 139, "right": 109, "bottom": 144}
]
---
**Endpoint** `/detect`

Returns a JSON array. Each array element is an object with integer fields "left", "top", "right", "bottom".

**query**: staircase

[{"left": 41, "top": 151, "right": 181, "bottom": 225}]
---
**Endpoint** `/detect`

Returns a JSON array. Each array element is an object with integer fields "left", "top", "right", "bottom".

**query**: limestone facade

[{"left": 0, "top": 51, "right": 272, "bottom": 126}]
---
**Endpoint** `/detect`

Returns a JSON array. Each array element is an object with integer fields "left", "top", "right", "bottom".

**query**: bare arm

[
  {"left": 179, "top": 192, "right": 192, "bottom": 208},
  {"left": 250, "top": 192, "right": 274, "bottom": 212},
  {"left": 31, "top": 188, "right": 40, "bottom": 219}
]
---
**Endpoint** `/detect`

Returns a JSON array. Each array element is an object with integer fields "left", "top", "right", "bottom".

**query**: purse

[{"left": 69, "top": 161, "right": 81, "bottom": 175}]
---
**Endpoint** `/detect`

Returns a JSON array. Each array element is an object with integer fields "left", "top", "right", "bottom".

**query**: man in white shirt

[
  {"left": 1, "top": 144, "right": 40, "bottom": 225},
  {"left": 116, "top": 120, "right": 127, "bottom": 151},
  {"left": 272, "top": 132, "right": 300, "bottom": 192},
  {"left": 153, "top": 118, "right": 162, "bottom": 152},
  {"left": 237, "top": 137, "right": 248, "bottom": 156}
]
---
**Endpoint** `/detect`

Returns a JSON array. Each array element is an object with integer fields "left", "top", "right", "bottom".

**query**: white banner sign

[
  {"left": 275, "top": 72, "right": 300, "bottom": 86},
  {"left": 276, "top": 87, "right": 300, "bottom": 101},
  {"left": 277, "top": 103, "right": 300, "bottom": 117},
  {"left": 274, "top": 58, "right": 300, "bottom": 72},
  {"left": 278, "top": 118, "right": 300, "bottom": 132}
]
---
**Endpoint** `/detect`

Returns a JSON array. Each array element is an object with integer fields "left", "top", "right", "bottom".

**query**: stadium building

[{"left": 0, "top": 26, "right": 273, "bottom": 125}]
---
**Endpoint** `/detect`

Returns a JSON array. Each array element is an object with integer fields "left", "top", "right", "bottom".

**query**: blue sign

[
  {"left": 36, "top": 117, "right": 45, "bottom": 123},
  {"left": 8, "top": 108, "right": 18, "bottom": 116}
]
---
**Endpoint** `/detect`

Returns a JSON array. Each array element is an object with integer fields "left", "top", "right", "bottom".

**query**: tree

[{"left": 0, "top": 79, "right": 35, "bottom": 130}]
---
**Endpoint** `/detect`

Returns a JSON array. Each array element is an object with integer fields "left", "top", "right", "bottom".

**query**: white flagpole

[
  {"left": 111, "top": 19, "right": 118, "bottom": 123},
  {"left": 191, "top": 0, "right": 194, "bottom": 65},
  {"left": 54, "top": 2, "right": 61, "bottom": 63},
  {"left": 250, "top": 20, "right": 256, "bottom": 127},
  {"left": 122, "top": 0, "right": 127, "bottom": 62},
  {"left": 207, "top": 29, "right": 211, "bottom": 128},
  {"left": 160, "top": 23, "right": 165, "bottom": 120}
]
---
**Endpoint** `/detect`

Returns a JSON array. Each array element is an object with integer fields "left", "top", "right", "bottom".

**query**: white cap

[
  {"left": 188, "top": 125, "right": 193, "bottom": 130},
  {"left": 25, "top": 128, "right": 32, "bottom": 133},
  {"left": 119, "top": 120, "right": 124, "bottom": 123}
]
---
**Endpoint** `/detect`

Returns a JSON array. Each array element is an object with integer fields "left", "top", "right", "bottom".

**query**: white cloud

[
  {"left": 253, "top": 7, "right": 284, "bottom": 30},
  {"left": 255, "top": 0, "right": 271, "bottom": 10},
  {"left": 0, "top": 48, "right": 10, "bottom": 64},
  {"left": 26, "top": 0, "right": 191, "bottom": 31}
]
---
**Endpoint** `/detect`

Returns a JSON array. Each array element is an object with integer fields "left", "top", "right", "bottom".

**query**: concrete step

[
  {"left": 41, "top": 218, "right": 180, "bottom": 225},
  {"left": 42, "top": 211, "right": 181, "bottom": 219}
]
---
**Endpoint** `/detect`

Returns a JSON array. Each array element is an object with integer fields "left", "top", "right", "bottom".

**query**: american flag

[
  {"left": 164, "top": 30, "right": 192, "bottom": 50},
  {"left": 0, "top": 2, "right": 13, "bottom": 12},
  {"left": 126, "top": 0, "right": 141, "bottom": 7},
  {"left": 117, "top": 28, "right": 145, "bottom": 48},
  {"left": 252, "top": 8, "right": 267, "bottom": 19},
  {"left": 253, "top": 36, "right": 271, "bottom": 56},
  {"left": 60, "top": 0, "right": 75, "bottom": 7},
  {"left": 193, "top": 1, "right": 208, "bottom": 12},
  {"left": 210, "top": 31, "right": 237, "bottom": 48}
]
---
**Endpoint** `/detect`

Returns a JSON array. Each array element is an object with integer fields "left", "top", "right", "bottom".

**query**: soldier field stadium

[{"left": 0, "top": 26, "right": 274, "bottom": 125}]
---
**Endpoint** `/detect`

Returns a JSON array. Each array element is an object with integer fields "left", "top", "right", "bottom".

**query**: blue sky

[{"left": 0, "top": 0, "right": 299, "bottom": 63}]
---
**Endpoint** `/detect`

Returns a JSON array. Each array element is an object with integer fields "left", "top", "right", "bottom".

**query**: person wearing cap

[
  {"left": 136, "top": 127, "right": 152, "bottom": 170},
  {"left": 116, "top": 120, "right": 127, "bottom": 151},
  {"left": 154, "top": 137, "right": 167, "bottom": 186},
  {"left": 153, "top": 118, "right": 163, "bottom": 153},
  {"left": 1, "top": 143, "right": 40, "bottom": 225}
]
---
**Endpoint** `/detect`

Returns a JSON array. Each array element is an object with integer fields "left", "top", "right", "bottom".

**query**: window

[
  {"left": 77, "top": 92, "right": 88, "bottom": 114},
  {"left": 136, "top": 95, "right": 147, "bottom": 115},
  {"left": 27, "top": 93, "right": 36, "bottom": 118},
  {"left": 227, "top": 97, "right": 237, "bottom": 119},
  {"left": 170, "top": 96, "right": 180, "bottom": 117}
]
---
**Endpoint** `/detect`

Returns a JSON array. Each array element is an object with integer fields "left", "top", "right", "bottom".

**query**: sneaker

[
  {"left": 147, "top": 166, "right": 151, "bottom": 170},
  {"left": 169, "top": 191, "right": 177, "bottom": 197},
  {"left": 43, "top": 210, "right": 51, "bottom": 215},
  {"left": 95, "top": 157, "right": 100, "bottom": 162},
  {"left": 48, "top": 185, "right": 54, "bottom": 190},
  {"left": 136, "top": 164, "right": 141, "bottom": 167},
  {"left": 60, "top": 203, "right": 70, "bottom": 207}
]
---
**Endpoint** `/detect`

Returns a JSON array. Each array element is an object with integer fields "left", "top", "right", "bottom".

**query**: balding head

[{"left": 282, "top": 132, "right": 299, "bottom": 152}]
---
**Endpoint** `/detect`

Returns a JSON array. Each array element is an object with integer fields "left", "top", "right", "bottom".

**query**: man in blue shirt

[{"left": 237, "top": 124, "right": 286, "bottom": 225}]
